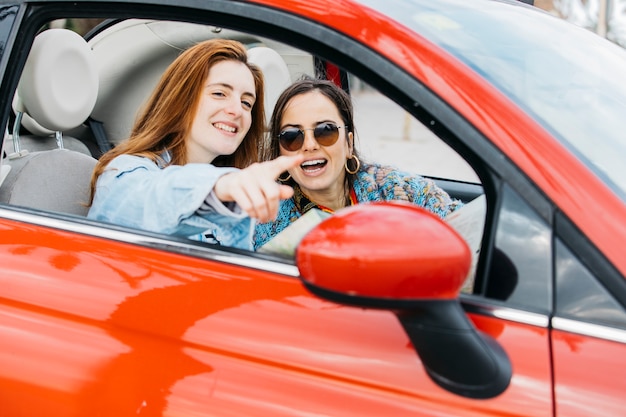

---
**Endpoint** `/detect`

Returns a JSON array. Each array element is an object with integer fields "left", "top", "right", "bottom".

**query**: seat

[
  {"left": 0, "top": 28, "right": 99, "bottom": 216},
  {"left": 0, "top": 150, "right": 97, "bottom": 215},
  {"left": 5, "top": 28, "right": 98, "bottom": 157},
  {"left": 247, "top": 46, "right": 292, "bottom": 127}
]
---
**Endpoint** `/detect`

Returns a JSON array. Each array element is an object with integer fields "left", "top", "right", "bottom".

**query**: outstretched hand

[{"left": 213, "top": 155, "right": 304, "bottom": 223}]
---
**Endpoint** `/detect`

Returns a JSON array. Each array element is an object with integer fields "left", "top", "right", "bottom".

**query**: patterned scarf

[{"left": 292, "top": 184, "right": 358, "bottom": 214}]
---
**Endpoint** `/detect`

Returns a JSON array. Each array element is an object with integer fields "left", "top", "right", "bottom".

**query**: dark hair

[
  {"left": 89, "top": 38, "right": 265, "bottom": 205},
  {"left": 265, "top": 77, "right": 361, "bottom": 189}
]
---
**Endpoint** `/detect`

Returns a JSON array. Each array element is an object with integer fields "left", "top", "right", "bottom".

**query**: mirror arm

[{"left": 396, "top": 300, "right": 511, "bottom": 399}]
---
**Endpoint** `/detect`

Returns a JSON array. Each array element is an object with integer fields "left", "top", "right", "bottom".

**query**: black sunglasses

[{"left": 277, "top": 122, "right": 348, "bottom": 151}]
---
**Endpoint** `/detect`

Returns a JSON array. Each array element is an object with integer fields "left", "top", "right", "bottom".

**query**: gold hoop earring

[
  {"left": 278, "top": 172, "right": 292, "bottom": 182},
  {"left": 345, "top": 155, "right": 360, "bottom": 175}
]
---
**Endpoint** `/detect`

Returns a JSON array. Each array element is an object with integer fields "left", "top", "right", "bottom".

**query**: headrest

[
  {"left": 13, "top": 29, "right": 99, "bottom": 134},
  {"left": 247, "top": 46, "right": 292, "bottom": 127}
]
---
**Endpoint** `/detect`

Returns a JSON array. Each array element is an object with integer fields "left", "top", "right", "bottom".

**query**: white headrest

[
  {"left": 14, "top": 29, "right": 99, "bottom": 133},
  {"left": 12, "top": 94, "right": 53, "bottom": 136},
  {"left": 247, "top": 46, "right": 291, "bottom": 127}
]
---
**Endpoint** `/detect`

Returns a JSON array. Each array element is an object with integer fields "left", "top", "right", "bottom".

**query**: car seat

[
  {"left": 0, "top": 28, "right": 99, "bottom": 216},
  {"left": 247, "top": 46, "right": 292, "bottom": 128},
  {"left": 5, "top": 28, "right": 97, "bottom": 156}
]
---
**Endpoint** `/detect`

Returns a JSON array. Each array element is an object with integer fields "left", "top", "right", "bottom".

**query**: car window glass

[
  {"left": 555, "top": 237, "right": 626, "bottom": 328},
  {"left": 484, "top": 185, "right": 552, "bottom": 313}
]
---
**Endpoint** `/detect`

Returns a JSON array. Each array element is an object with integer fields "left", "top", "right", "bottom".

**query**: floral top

[{"left": 254, "top": 162, "right": 463, "bottom": 249}]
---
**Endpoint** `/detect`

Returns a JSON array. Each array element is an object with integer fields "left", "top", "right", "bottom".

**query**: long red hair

[{"left": 89, "top": 39, "right": 265, "bottom": 205}]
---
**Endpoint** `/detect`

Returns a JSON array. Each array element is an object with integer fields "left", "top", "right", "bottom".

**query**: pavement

[{"left": 351, "top": 89, "right": 479, "bottom": 183}]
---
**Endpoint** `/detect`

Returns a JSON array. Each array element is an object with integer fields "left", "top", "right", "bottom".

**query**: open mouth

[
  {"left": 301, "top": 159, "right": 327, "bottom": 173},
  {"left": 214, "top": 122, "right": 237, "bottom": 133}
]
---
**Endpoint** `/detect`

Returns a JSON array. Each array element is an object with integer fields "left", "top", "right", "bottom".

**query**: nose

[
  {"left": 224, "top": 97, "right": 243, "bottom": 117},
  {"left": 301, "top": 129, "right": 319, "bottom": 151}
]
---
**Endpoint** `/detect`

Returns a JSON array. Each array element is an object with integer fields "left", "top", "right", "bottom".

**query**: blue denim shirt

[{"left": 87, "top": 154, "right": 254, "bottom": 250}]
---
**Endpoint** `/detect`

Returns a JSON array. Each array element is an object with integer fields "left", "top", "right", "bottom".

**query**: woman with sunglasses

[
  {"left": 88, "top": 39, "right": 302, "bottom": 250},
  {"left": 254, "top": 77, "right": 462, "bottom": 249}
]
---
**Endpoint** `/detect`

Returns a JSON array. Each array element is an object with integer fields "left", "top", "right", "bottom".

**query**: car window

[
  {"left": 556, "top": 237, "right": 626, "bottom": 328},
  {"left": 483, "top": 184, "right": 552, "bottom": 313},
  {"left": 350, "top": 78, "right": 479, "bottom": 184},
  {"left": 0, "top": 16, "right": 487, "bottom": 291}
]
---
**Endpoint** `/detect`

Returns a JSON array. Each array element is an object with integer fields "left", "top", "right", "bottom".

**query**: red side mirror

[
  {"left": 297, "top": 201, "right": 471, "bottom": 302},
  {"left": 296, "top": 202, "right": 511, "bottom": 399}
]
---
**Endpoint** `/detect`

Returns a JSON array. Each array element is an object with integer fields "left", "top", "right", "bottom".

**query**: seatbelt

[{"left": 88, "top": 117, "right": 113, "bottom": 154}]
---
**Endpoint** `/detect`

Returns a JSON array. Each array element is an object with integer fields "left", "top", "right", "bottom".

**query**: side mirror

[{"left": 296, "top": 202, "right": 511, "bottom": 399}]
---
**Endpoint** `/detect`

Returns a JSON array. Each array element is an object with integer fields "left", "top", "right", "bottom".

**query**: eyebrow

[{"left": 207, "top": 82, "right": 256, "bottom": 100}]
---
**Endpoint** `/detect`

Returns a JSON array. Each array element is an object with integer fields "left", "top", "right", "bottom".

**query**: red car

[{"left": 1, "top": 0, "right": 625, "bottom": 415}]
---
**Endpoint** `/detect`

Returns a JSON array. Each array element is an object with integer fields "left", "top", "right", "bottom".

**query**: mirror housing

[
  {"left": 297, "top": 202, "right": 470, "bottom": 303},
  {"left": 296, "top": 202, "right": 511, "bottom": 399}
]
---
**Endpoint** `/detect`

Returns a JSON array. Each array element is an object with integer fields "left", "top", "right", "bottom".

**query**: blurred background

[{"left": 537, "top": 0, "right": 626, "bottom": 47}]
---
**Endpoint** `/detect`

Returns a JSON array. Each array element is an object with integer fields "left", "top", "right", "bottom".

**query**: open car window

[
  {"left": 351, "top": 80, "right": 479, "bottom": 184},
  {"left": 0, "top": 16, "right": 485, "bottom": 295}
]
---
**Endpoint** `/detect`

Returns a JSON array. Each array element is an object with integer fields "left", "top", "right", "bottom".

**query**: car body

[{"left": 0, "top": 0, "right": 625, "bottom": 416}]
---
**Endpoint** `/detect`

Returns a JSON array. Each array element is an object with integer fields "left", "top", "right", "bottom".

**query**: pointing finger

[{"left": 265, "top": 155, "right": 304, "bottom": 179}]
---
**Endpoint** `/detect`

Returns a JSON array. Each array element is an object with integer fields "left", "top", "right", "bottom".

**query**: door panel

[
  {"left": 552, "top": 330, "right": 626, "bottom": 416},
  {"left": 0, "top": 218, "right": 552, "bottom": 415},
  {"left": 468, "top": 312, "right": 553, "bottom": 416}
]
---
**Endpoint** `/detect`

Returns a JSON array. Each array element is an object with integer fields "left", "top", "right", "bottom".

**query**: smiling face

[
  {"left": 279, "top": 90, "right": 353, "bottom": 210},
  {"left": 186, "top": 60, "right": 256, "bottom": 163}
]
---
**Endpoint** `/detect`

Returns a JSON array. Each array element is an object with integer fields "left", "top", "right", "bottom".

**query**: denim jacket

[{"left": 88, "top": 153, "right": 254, "bottom": 250}]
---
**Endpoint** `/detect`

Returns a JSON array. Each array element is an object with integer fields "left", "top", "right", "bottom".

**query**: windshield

[{"left": 361, "top": 0, "right": 626, "bottom": 200}]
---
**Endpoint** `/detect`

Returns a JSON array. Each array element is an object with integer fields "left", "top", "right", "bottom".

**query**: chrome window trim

[
  {"left": 462, "top": 299, "right": 550, "bottom": 327},
  {"left": 463, "top": 298, "right": 626, "bottom": 344},
  {"left": 552, "top": 317, "right": 626, "bottom": 344},
  {"left": 0, "top": 207, "right": 300, "bottom": 277}
]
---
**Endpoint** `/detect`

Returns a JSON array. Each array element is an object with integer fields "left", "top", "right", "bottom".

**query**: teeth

[
  {"left": 301, "top": 159, "right": 325, "bottom": 167},
  {"left": 214, "top": 123, "right": 236, "bottom": 133}
]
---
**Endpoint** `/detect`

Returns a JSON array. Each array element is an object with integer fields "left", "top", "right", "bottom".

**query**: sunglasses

[{"left": 277, "top": 122, "right": 348, "bottom": 151}]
